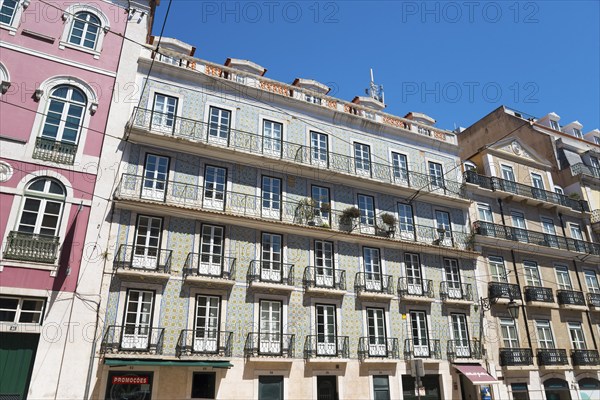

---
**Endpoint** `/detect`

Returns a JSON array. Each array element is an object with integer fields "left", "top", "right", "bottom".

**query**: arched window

[
  {"left": 41, "top": 85, "right": 87, "bottom": 144},
  {"left": 0, "top": 0, "right": 18, "bottom": 25},
  {"left": 68, "top": 12, "right": 101, "bottom": 49}
]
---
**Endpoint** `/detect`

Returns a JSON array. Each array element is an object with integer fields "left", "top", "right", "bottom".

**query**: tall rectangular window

[
  {"left": 194, "top": 295, "right": 220, "bottom": 353},
  {"left": 199, "top": 225, "right": 224, "bottom": 276},
  {"left": 314, "top": 240, "right": 334, "bottom": 287},
  {"left": 0, "top": 0, "right": 18, "bottom": 25},
  {"left": 203, "top": 165, "right": 226, "bottom": 210},
  {"left": 392, "top": 152, "right": 409, "bottom": 183},
  {"left": 316, "top": 304, "right": 337, "bottom": 356},
  {"left": 258, "top": 375, "right": 283, "bottom": 400},
  {"left": 259, "top": 300, "right": 282, "bottom": 355},
  {"left": 358, "top": 194, "right": 375, "bottom": 229},
  {"left": 535, "top": 320, "right": 555, "bottom": 349},
  {"left": 208, "top": 106, "right": 231, "bottom": 143},
  {"left": 410, "top": 310, "right": 429, "bottom": 357},
  {"left": 584, "top": 270, "right": 600, "bottom": 293},
  {"left": 354, "top": 142, "right": 371, "bottom": 176},
  {"left": 192, "top": 372, "right": 216, "bottom": 399},
  {"left": 428, "top": 161, "right": 444, "bottom": 189},
  {"left": 489, "top": 256, "right": 507, "bottom": 282},
  {"left": 122, "top": 289, "right": 154, "bottom": 350},
  {"left": 523, "top": 261, "right": 541, "bottom": 287},
  {"left": 397, "top": 203, "right": 414, "bottom": 240},
  {"left": 477, "top": 203, "right": 493, "bottom": 222},
  {"left": 152, "top": 94, "right": 177, "bottom": 132},
  {"left": 263, "top": 120, "right": 282, "bottom": 156},
  {"left": 261, "top": 176, "right": 281, "bottom": 219},
  {"left": 311, "top": 131, "right": 328, "bottom": 165},
  {"left": 568, "top": 322, "right": 586, "bottom": 349},
  {"left": 500, "top": 318, "right": 519, "bottom": 348},
  {"left": 261, "top": 233, "right": 283, "bottom": 282},
  {"left": 555, "top": 265, "right": 572, "bottom": 290},
  {"left": 311, "top": 185, "right": 330, "bottom": 223},
  {"left": 142, "top": 154, "right": 169, "bottom": 201},
  {"left": 373, "top": 375, "right": 390, "bottom": 400},
  {"left": 363, "top": 247, "right": 382, "bottom": 291},
  {"left": 133, "top": 216, "right": 162, "bottom": 270},
  {"left": 366, "top": 308, "right": 387, "bottom": 356}
]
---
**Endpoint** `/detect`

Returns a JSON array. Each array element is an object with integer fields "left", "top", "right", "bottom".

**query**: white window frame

[
  {"left": 116, "top": 281, "right": 163, "bottom": 342},
  {"left": 567, "top": 322, "right": 586, "bottom": 350},
  {"left": 0, "top": 296, "right": 46, "bottom": 325},
  {"left": 523, "top": 261, "right": 541, "bottom": 287},
  {"left": 203, "top": 101, "right": 236, "bottom": 141},
  {"left": 309, "top": 130, "right": 329, "bottom": 165},
  {"left": 499, "top": 318, "right": 519, "bottom": 348},
  {"left": 550, "top": 120, "right": 560, "bottom": 131},
  {"left": 0, "top": 0, "right": 26, "bottom": 34},
  {"left": 584, "top": 270, "right": 600, "bottom": 294},
  {"left": 535, "top": 320, "right": 555, "bottom": 349},
  {"left": 488, "top": 256, "right": 507, "bottom": 283},
  {"left": 477, "top": 203, "right": 493, "bottom": 223},
  {"left": 259, "top": 115, "right": 286, "bottom": 157},
  {"left": 58, "top": 4, "right": 110, "bottom": 59},
  {"left": 554, "top": 265, "right": 572, "bottom": 291}
]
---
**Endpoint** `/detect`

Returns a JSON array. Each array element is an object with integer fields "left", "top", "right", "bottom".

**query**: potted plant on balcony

[
  {"left": 320, "top": 202, "right": 331, "bottom": 214},
  {"left": 380, "top": 213, "right": 397, "bottom": 237},
  {"left": 295, "top": 198, "right": 317, "bottom": 225},
  {"left": 340, "top": 206, "right": 360, "bottom": 231}
]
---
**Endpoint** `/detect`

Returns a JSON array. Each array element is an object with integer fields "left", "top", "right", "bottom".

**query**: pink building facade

[{"left": 0, "top": 1, "right": 154, "bottom": 398}]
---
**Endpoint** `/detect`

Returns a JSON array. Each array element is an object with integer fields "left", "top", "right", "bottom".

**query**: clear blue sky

[{"left": 153, "top": 1, "right": 600, "bottom": 132}]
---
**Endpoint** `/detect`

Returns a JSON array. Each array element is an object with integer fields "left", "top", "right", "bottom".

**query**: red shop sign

[{"left": 112, "top": 375, "right": 149, "bottom": 385}]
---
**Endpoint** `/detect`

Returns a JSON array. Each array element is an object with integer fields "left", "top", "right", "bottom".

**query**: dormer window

[
  {"left": 594, "top": 137, "right": 600, "bottom": 145},
  {"left": 305, "top": 94, "right": 322, "bottom": 105},
  {"left": 550, "top": 120, "right": 560, "bottom": 131},
  {"left": 573, "top": 128, "right": 582, "bottom": 138}
]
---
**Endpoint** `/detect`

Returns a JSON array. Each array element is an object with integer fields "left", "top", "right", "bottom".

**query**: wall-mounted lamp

[
  {"left": 0, "top": 81, "right": 11, "bottom": 94},
  {"left": 22, "top": 0, "right": 31, "bottom": 9},
  {"left": 62, "top": 12, "right": 68, "bottom": 21},
  {"left": 90, "top": 102, "right": 98, "bottom": 115},
  {"left": 33, "top": 89, "right": 44, "bottom": 101},
  {"left": 103, "top": 26, "right": 110, "bottom": 34}
]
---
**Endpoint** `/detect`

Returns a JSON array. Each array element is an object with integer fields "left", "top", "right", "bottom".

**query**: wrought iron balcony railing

[
  {"left": 488, "top": 282, "right": 522, "bottom": 302},
  {"left": 524, "top": 286, "right": 554, "bottom": 303},
  {"left": 130, "top": 107, "right": 464, "bottom": 198},
  {"left": 587, "top": 292, "right": 600, "bottom": 307},
  {"left": 572, "top": 349, "right": 600, "bottom": 366},
  {"left": 303, "top": 335, "right": 349, "bottom": 359},
  {"left": 473, "top": 221, "right": 600, "bottom": 256},
  {"left": 354, "top": 272, "right": 394, "bottom": 295},
  {"left": 499, "top": 348, "right": 534, "bottom": 366},
  {"left": 464, "top": 171, "right": 589, "bottom": 212},
  {"left": 101, "top": 325, "right": 165, "bottom": 354},
  {"left": 32, "top": 137, "right": 78, "bottom": 165},
  {"left": 302, "top": 266, "right": 346, "bottom": 291},
  {"left": 447, "top": 339, "right": 482, "bottom": 361},
  {"left": 397, "top": 278, "right": 434, "bottom": 298},
  {"left": 3, "top": 231, "right": 60, "bottom": 264},
  {"left": 358, "top": 337, "right": 399, "bottom": 360},
  {"left": 403, "top": 338, "right": 441, "bottom": 360},
  {"left": 247, "top": 260, "right": 294, "bottom": 286},
  {"left": 176, "top": 330, "right": 232, "bottom": 357},
  {"left": 244, "top": 332, "right": 294, "bottom": 358},
  {"left": 183, "top": 253, "right": 236, "bottom": 280},
  {"left": 440, "top": 282, "right": 473, "bottom": 302},
  {"left": 537, "top": 349, "right": 568, "bottom": 366},
  {"left": 113, "top": 245, "right": 172, "bottom": 273},
  {"left": 557, "top": 290, "right": 586, "bottom": 306},
  {"left": 571, "top": 162, "right": 600, "bottom": 180}
]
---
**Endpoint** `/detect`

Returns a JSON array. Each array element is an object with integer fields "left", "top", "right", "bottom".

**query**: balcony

[
  {"left": 447, "top": 340, "right": 482, "bottom": 362},
  {"left": 464, "top": 171, "right": 589, "bottom": 212},
  {"left": 473, "top": 221, "right": 600, "bottom": 257},
  {"left": 403, "top": 338, "right": 441, "bottom": 360},
  {"left": 499, "top": 348, "right": 534, "bottom": 366},
  {"left": 557, "top": 290, "right": 586, "bottom": 308},
  {"left": 354, "top": 272, "right": 395, "bottom": 300},
  {"left": 32, "top": 137, "right": 77, "bottom": 165},
  {"left": 440, "top": 282, "right": 473, "bottom": 304},
  {"left": 587, "top": 292, "right": 600, "bottom": 308},
  {"left": 101, "top": 325, "right": 165, "bottom": 355},
  {"left": 571, "top": 162, "right": 600, "bottom": 180},
  {"left": 128, "top": 107, "right": 464, "bottom": 201},
  {"left": 591, "top": 210, "right": 600, "bottom": 234},
  {"left": 3, "top": 231, "right": 60, "bottom": 264},
  {"left": 537, "top": 349, "right": 568, "bottom": 366},
  {"left": 488, "top": 282, "right": 522, "bottom": 303},
  {"left": 176, "top": 330, "right": 232, "bottom": 358},
  {"left": 358, "top": 337, "right": 399, "bottom": 361},
  {"left": 524, "top": 286, "right": 555, "bottom": 305},
  {"left": 303, "top": 335, "right": 349, "bottom": 360},
  {"left": 113, "top": 245, "right": 172, "bottom": 281},
  {"left": 247, "top": 260, "right": 294, "bottom": 291},
  {"left": 244, "top": 332, "right": 294, "bottom": 360},
  {"left": 572, "top": 349, "right": 600, "bottom": 366},
  {"left": 302, "top": 266, "right": 346, "bottom": 296},
  {"left": 182, "top": 253, "right": 236, "bottom": 287},
  {"left": 397, "top": 278, "right": 434, "bottom": 302}
]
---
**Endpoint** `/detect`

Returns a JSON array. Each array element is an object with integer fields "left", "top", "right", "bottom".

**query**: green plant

[
  {"left": 321, "top": 222, "right": 330, "bottom": 229},
  {"left": 320, "top": 202, "right": 331, "bottom": 212},
  {"left": 295, "top": 198, "right": 317, "bottom": 223},
  {"left": 342, "top": 206, "right": 361, "bottom": 219},
  {"left": 380, "top": 213, "right": 397, "bottom": 226}
]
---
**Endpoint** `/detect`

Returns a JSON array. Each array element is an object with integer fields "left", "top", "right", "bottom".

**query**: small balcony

[
  {"left": 358, "top": 337, "right": 399, "bottom": 361},
  {"left": 247, "top": 260, "right": 294, "bottom": 291},
  {"left": 397, "top": 278, "right": 434, "bottom": 301},
  {"left": 571, "top": 162, "right": 600, "bottom": 181},
  {"left": 32, "top": 137, "right": 77, "bottom": 165},
  {"left": 587, "top": 292, "right": 600, "bottom": 308},
  {"left": 302, "top": 266, "right": 346, "bottom": 296},
  {"left": 3, "top": 231, "right": 60, "bottom": 264},
  {"left": 464, "top": 171, "right": 589, "bottom": 212},
  {"left": 176, "top": 330, "right": 232, "bottom": 357},
  {"left": 557, "top": 290, "right": 586, "bottom": 308},
  {"left": 488, "top": 282, "right": 522, "bottom": 303},
  {"left": 244, "top": 332, "right": 294, "bottom": 360},
  {"left": 403, "top": 338, "right": 441, "bottom": 360},
  {"left": 182, "top": 253, "right": 236, "bottom": 287},
  {"left": 524, "top": 286, "right": 555, "bottom": 305},
  {"left": 572, "top": 349, "right": 600, "bottom": 366},
  {"left": 499, "top": 348, "right": 534, "bottom": 366},
  {"left": 440, "top": 282, "right": 473, "bottom": 304},
  {"left": 591, "top": 209, "right": 600, "bottom": 234},
  {"left": 113, "top": 245, "right": 172, "bottom": 281},
  {"left": 537, "top": 349, "right": 568, "bottom": 366},
  {"left": 354, "top": 272, "right": 395, "bottom": 300},
  {"left": 101, "top": 325, "right": 165, "bottom": 355},
  {"left": 303, "top": 335, "right": 349, "bottom": 360},
  {"left": 447, "top": 340, "right": 482, "bottom": 362}
]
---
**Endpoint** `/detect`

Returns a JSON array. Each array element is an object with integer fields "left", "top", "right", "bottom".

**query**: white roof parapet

[
  {"left": 224, "top": 58, "right": 267, "bottom": 76},
  {"left": 292, "top": 78, "right": 330, "bottom": 95}
]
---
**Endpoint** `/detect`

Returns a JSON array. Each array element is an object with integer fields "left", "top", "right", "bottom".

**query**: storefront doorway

[
  {"left": 401, "top": 374, "right": 441, "bottom": 400},
  {"left": 543, "top": 378, "right": 571, "bottom": 400}
]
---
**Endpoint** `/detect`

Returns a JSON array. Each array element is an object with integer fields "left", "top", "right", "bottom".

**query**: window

[
  {"left": 573, "top": 128, "right": 582, "bottom": 138},
  {"left": 410, "top": 310, "right": 429, "bottom": 357},
  {"left": 500, "top": 318, "right": 519, "bottom": 348},
  {"left": 535, "top": 320, "right": 555, "bottom": 349},
  {"left": 568, "top": 322, "right": 586, "bottom": 350},
  {"left": 315, "top": 304, "right": 337, "bottom": 356},
  {"left": 523, "top": 261, "right": 541, "bottom": 287},
  {"left": 357, "top": 194, "right": 375, "bottom": 229},
  {"left": 122, "top": 289, "right": 154, "bottom": 350},
  {"left": 192, "top": 372, "right": 216, "bottom": 399},
  {"left": 464, "top": 161, "right": 477, "bottom": 172},
  {"left": 550, "top": 120, "right": 560, "bottom": 131},
  {"left": 261, "top": 176, "right": 281, "bottom": 219},
  {"left": 373, "top": 375, "right": 390, "bottom": 400},
  {"left": 310, "top": 131, "right": 328, "bottom": 165},
  {"left": 199, "top": 225, "right": 224, "bottom": 276},
  {"left": 444, "top": 258, "right": 462, "bottom": 299},
  {"left": 258, "top": 375, "right": 283, "bottom": 400},
  {"left": 555, "top": 266, "right": 572, "bottom": 290},
  {"left": 363, "top": 247, "right": 382, "bottom": 290},
  {"left": 435, "top": 210, "right": 452, "bottom": 245},
  {"left": 554, "top": 186, "right": 564, "bottom": 195},
  {"left": 261, "top": 233, "right": 283, "bottom": 282},
  {"left": 366, "top": 308, "right": 387, "bottom": 356},
  {"left": 262, "top": 120, "right": 282, "bottom": 156},
  {"left": 311, "top": 185, "right": 330, "bottom": 223},
  {"left": 133, "top": 215, "right": 162, "bottom": 269},
  {"left": 68, "top": 12, "right": 101, "bottom": 49},
  {"left": 450, "top": 313, "right": 470, "bottom": 356},
  {"left": 531, "top": 173, "right": 544, "bottom": 189},
  {"left": 570, "top": 224, "right": 584, "bottom": 241},
  {"left": 501, "top": 165, "right": 515, "bottom": 181},
  {"left": 208, "top": 106, "right": 231, "bottom": 143},
  {"left": 41, "top": 85, "right": 87, "bottom": 145},
  {"left": 428, "top": 161, "right": 444, "bottom": 189},
  {"left": 305, "top": 94, "right": 322, "bottom": 105},
  {"left": 591, "top": 156, "right": 600, "bottom": 172},
  {"left": 151, "top": 94, "right": 177, "bottom": 132},
  {"left": 0, "top": 0, "right": 18, "bottom": 25},
  {"left": 142, "top": 154, "right": 169, "bottom": 201},
  {"left": 392, "top": 152, "right": 409, "bottom": 183},
  {"left": 0, "top": 296, "right": 45, "bottom": 324},
  {"left": 510, "top": 211, "right": 528, "bottom": 242},
  {"left": 259, "top": 300, "right": 282, "bottom": 355},
  {"left": 397, "top": 203, "right": 414, "bottom": 240},
  {"left": 16, "top": 178, "right": 65, "bottom": 237},
  {"left": 594, "top": 136, "right": 600, "bottom": 145},
  {"left": 477, "top": 203, "right": 493, "bottom": 222},
  {"left": 404, "top": 253, "right": 423, "bottom": 295},
  {"left": 354, "top": 142, "right": 371, "bottom": 176},
  {"left": 203, "top": 165, "right": 226, "bottom": 210},
  {"left": 489, "top": 256, "right": 507, "bottom": 282},
  {"left": 584, "top": 270, "right": 600, "bottom": 293},
  {"left": 314, "top": 240, "right": 334, "bottom": 288},
  {"left": 194, "top": 295, "right": 220, "bottom": 352},
  {"left": 541, "top": 217, "right": 558, "bottom": 247}
]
